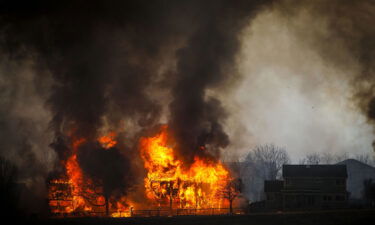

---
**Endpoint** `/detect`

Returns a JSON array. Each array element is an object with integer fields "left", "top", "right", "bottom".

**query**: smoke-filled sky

[
  {"left": 224, "top": 0, "right": 375, "bottom": 161},
  {"left": 1, "top": 0, "right": 375, "bottom": 196}
]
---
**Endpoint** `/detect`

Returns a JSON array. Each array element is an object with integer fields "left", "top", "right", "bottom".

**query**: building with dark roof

[
  {"left": 282, "top": 165, "right": 348, "bottom": 209},
  {"left": 264, "top": 164, "right": 348, "bottom": 210},
  {"left": 283, "top": 165, "right": 347, "bottom": 178}
]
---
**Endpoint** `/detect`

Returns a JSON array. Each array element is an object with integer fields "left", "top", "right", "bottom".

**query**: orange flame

[
  {"left": 48, "top": 135, "right": 132, "bottom": 217},
  {"left": 140, "top": 125, "right": 230, "bottom": 209},
  {"left": 48, "top": 126, "right": 232, "bottom": 217},
  {"left": 98, "top": 132, "right": 117, "bottom": 149}
]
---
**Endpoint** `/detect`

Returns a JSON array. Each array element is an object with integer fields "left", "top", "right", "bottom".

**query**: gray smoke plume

[
  {"left": 275, "top": 0, "right": 375, "bottom": 151},
  {"left": 220, "top": 0, "right": 375, "bottom": 161}
]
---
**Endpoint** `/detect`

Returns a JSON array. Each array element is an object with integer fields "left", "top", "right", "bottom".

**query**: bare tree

[
  {"left": 245, "top": 144, "right": 290, "bottom": 180},
  {"left": 216, "top": 178, "right": 242, "bottom": 214},
  {"left": 333, "top": 152, "right": 349, "bottom": 163},
  {"left": 241, "top": 144, "right": 290, "bottom": 202},
  {"left": 355, "top": 153, "right": 375, "bottom": 166},
  {"left": 299, "top": 152, "right": 375, "bottom": 166},
  {"left": 299, "top": 153, "right": 321, "bottom": 165},
  {"left": 320, "top": 152, "right": 334, "bottom": 164}
]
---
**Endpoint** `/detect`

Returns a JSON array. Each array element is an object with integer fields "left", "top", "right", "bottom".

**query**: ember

[{"left": 98, "top": 132, "right": 117, "bottom": 149}]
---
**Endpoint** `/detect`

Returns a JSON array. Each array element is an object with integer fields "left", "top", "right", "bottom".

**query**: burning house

[
  {"left": 47, "top": 133, "right": 134, "bottom": 217},
  {"left": 47, "top": 126, "right": 235, "bottom": 217},
  {"left": 140, "top": 126, "right": 230, "bottom": 210}
]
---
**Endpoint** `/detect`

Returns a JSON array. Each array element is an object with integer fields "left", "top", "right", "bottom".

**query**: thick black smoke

[
  {"left": 0, "top": 0, "right": 274, "bottom": 213},
  {"left": 169, "top": 0, "right": 273, "bottom": 164},
  {"left": 77, "top": 142, "right": 132, "bottom": 200},
  {"left": 0, "top": 0, "right": 181, "bottom": 195}
]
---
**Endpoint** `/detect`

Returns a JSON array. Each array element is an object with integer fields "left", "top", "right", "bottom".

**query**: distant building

[
  {"left": 337, "top": 159, "right": 375, "bottom": 201},
  {"left": 282, "top": 165, "right": 348, "bottom": 209},
  {"left": 264, "top": 180, "right": 283, "bottom": 209},
  {"left": 264, "top": 165, "right": 348, "bottom": 210}
]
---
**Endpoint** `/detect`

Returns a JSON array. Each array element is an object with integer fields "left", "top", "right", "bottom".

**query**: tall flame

[{"left": 140, "top": 125, "right": 230, "bottom": 209}]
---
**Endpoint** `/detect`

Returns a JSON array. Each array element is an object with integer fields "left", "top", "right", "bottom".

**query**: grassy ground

[{"left": 24, "top": 209, "right": 375, "bottom": 225}]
